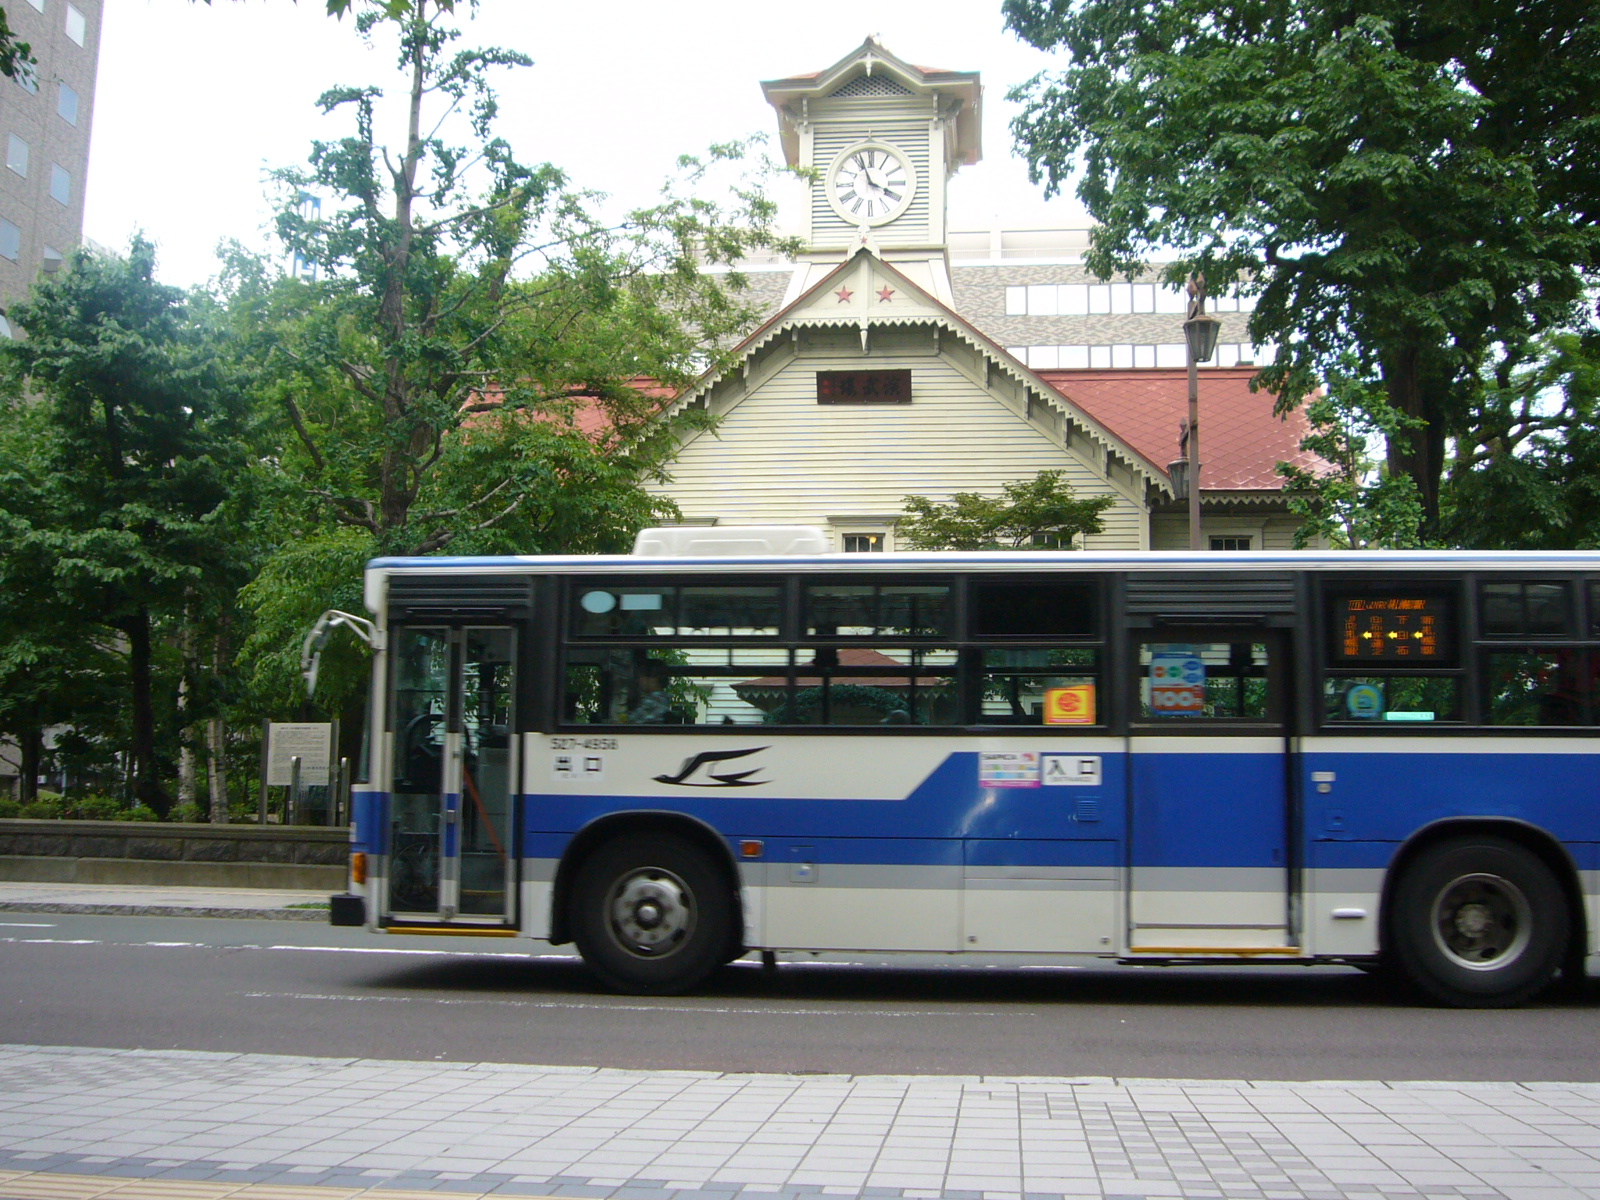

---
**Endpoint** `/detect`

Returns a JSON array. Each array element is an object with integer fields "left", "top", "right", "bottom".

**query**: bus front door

[
  {"left": 1125, "top": 632, "right": 1294, "bottom": 955},
  {"left": 383, "top": 626, "right": 518, "bottom": 926}
]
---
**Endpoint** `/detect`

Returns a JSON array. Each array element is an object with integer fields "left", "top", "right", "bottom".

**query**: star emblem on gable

[
  {"left": 835, "top": 286, "right": 854, "bottom": 303},
  {"left": 877, "top": 285, "right": 895, "bottom": 303}
]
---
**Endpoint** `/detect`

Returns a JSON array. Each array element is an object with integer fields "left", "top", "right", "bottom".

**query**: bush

[
  {"left": 64, "top": 794, "right": 126, "bottom": 821},
  {"left": 0, "top": 798, "right": 19, "bottom": 819},
  {"left": 168, "top": 802, "right": 207, "bottom": 823},
  {"left": 112, "top": 804, "right": 158, "bottom": 822},
  {"left": 19, "top": 797, "right": 64, "bottom": 819}
]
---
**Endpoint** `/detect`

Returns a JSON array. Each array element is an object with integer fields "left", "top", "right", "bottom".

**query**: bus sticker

[
  {"left": 979, "top": 751, "right": 1040, "bottom": 788},
  {"left": 1042, "top": 754, "right": 1101, "bottom": 787},
  {"left": 1149, "top": 646, "right": 1206, "bottom": 715},
  {"left": 1044, "top": 683, "right": 1096, "bottom": 725}
]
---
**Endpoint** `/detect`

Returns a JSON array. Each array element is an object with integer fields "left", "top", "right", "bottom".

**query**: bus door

[
  {"left": 383, "top": 625, "right": 518, "bottom": 925},
  {"left": 1125, "top": 628, "right": 1295, "bottom": 954}
]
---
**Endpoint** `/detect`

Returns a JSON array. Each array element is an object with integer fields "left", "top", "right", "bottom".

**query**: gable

[{"left": 648, "top": 309, "right": 1151, "bottom": 549}]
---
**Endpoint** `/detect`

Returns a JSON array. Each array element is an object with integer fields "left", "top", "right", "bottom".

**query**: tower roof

[{"left": 761, "top": 37, "right": 982, "bottom": 170}]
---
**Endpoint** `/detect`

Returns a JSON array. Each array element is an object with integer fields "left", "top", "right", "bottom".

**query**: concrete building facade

[{"left": 0, "top": 0, "right": 100, "bottom": 329}]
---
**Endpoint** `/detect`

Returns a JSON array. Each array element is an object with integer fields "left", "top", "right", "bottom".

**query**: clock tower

[{"left": 762, "top": 39, "right": 981, "bottom": 306}]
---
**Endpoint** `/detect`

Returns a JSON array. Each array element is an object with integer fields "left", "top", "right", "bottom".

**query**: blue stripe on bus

[{"left": 513, "top": 748, "right": 1600, "bottom": 874}]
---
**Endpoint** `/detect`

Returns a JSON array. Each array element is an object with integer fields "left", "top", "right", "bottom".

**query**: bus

[{"left": 326, "top": 530, "right": 1600, "bottom": 1008}]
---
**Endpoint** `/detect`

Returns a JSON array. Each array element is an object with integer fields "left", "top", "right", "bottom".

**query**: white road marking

[
  {"left": 0, "top": 921, "right": 56, "bottom": 927},
  {"left": 238, "top": 990, "right": 1030, "bottom": 1018}
]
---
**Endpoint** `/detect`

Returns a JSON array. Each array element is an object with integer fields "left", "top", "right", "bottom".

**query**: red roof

[{"left": 1035, "top": 367, "right": 1323, "bottom": 492}]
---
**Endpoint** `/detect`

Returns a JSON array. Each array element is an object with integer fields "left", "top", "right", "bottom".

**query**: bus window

[
  {"left": 1323, "top": 676, "right": 1461, "bottom": 723},
  {"left": 564, "top": 649, "right": 790, "bottom": 726},
  {"left": 570, "top": 582, "right": 783, "bottom": 639},
  {"left": 805, "top": 582, "right": 952, "bottom": 638},
  {"left": 1136, "top": 640, "right": 1272, "bottom": 721},
  {"left": 1480, "top": 582, "right": 1571, "bottom": 639},
  {"left": 773, "top": 646, "right": 959, "bottom": 725},
  {"left": 970, "top": 581, "right": 1098, "bottom": 639},
  {"left": 979, "top": 648, "right": 1099, "bottom": 725},
  {"left": 1483, "top": 649, "right": 1593, "bottom": 726}
]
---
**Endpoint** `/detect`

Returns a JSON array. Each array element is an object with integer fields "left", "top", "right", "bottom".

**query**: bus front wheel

[
  {"left": 1388, "top": 835, "right": 1568, "bottom": 1008},
  {"left": 570, "top": 832, "right": 731, "bottom": 995}
]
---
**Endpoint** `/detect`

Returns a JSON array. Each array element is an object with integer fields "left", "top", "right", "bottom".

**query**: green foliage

[
  {"left": 1005, "top": 0, "right": 1600, "bottom": 531},
  {"left": 899, "top": 471, "right": 1116, "bottom": 550},
  {"left": 19, "top": 798, "right": 63, "bottom": 819},
  {"left": 1279, "top": 360, "right": 1427, "bottom": 549},
  {"left": 237, "top": 527, "right": 374, "bottom": 719},
  {"left": 249, "top": 0, "right": 789, "bottom": 558},
  {"left": 0, "top": 800, "right": 17, "bottom": 819},
  {"left": 0, "top": 239, "right": 253, "bottom": 813},
  {"left": 1440, "top": 334, "right": 1600, "bottom": 549}
]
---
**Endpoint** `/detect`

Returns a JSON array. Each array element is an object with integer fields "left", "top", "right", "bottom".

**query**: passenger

[{"left": 627, "top": 659, "right": 672, "bottom": 724}]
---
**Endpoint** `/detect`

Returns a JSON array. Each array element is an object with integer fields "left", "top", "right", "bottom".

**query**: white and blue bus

[{"left": 329, "top": 530, "right": 1600, "bottom": 1007}]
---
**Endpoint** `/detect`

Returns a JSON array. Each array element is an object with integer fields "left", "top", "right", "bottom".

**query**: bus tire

[
  {"left": 1388, "top": 835, "right": 1568, "bottom": 1009},
  {"left": 570, "top": 832, "right": 731, "bottom": 995}
]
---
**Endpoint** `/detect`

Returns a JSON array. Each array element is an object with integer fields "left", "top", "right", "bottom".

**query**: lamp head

[{"left": 1183, "top": 311, "right": 1221, "bottom": 363}]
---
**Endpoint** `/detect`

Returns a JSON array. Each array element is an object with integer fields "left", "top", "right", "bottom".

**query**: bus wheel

[
  {"left": 570, "top": 832, "right": 731, "bottom": 995},
  {"left": 1389, "top": 835, "right": 1568, "bottom": 1008}
]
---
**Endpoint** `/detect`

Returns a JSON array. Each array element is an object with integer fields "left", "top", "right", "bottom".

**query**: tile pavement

[{"left": 2, "top": 1044, "right": 1600, "bottom": 1200}]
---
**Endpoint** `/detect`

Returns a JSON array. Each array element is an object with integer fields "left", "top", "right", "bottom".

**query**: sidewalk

[
  {"left": 0, "top": 881, "right": 329, "bottom": 921},
  {"left": 2, "top": 1044, "right": 1599, "bottom": 1200}
]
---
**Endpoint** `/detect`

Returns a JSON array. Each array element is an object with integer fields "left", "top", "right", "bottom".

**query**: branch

[
  {"left": 308, "top": 488, "right": 380, "bottom": 533},
  {"left": 281, "top": 396, "right": 326, "bottom": 474}
]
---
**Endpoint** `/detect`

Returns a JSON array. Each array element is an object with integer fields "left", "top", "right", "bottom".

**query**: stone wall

[{"left": 0, "top": 820, "right": 348, "bottom": 889}]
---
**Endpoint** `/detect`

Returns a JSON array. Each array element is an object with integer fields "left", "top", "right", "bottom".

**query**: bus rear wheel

[
  {"left": 1388, "top": 835, "right": 1568, "bottom": 1009},
  {"left": 570, "top": 832, "right": 731, "bottom": 995}
]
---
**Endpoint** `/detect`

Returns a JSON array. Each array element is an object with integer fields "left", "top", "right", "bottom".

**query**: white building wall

[{"left": 651, "top": 342, "right": 1147, "bottom": 550}]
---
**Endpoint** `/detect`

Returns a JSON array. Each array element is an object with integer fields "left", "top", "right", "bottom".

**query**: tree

[
  {"left": 1277, "top": 360, "right": 1426, "bottom": 549},
  {"left": 899, "top": 471, "right": 1116, "bottom": 550},
  {"left": 253, "top": 0, "right": 786, "bottom": 558},
  {"left": 0, "top": 239, "right": 252, "bottom": 815},
  {"left": 1005, "top": 0, "right": 1600, "bottom": 533},
  {"left": 227, "top": 0, "right": 789, "bottom": 721}
]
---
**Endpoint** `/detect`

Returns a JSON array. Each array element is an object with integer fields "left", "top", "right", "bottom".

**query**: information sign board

[{"left": 265, "top": 722, "right": 333, "bottom": 787}]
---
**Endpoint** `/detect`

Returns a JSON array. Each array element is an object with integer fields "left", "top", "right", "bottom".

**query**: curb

[{"left": 0, "top": 901, "right": 327, "bottom": 922}]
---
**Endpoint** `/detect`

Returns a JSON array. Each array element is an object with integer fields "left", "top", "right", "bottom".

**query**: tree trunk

[
  {"left": 207, "top": 717, "right": 228, "bottom": 825},
  {"left": 176, "top": 614, "right": 199, "bottom": 815},
  {"left": 123, "top": 607, "right": 169, "bottom": 817},
  {"left": 18, "top": 727, "right": 41, "bottom": 804},
  {"left": 1382, "top": 343, "right": 1450, "bottom": 533}
]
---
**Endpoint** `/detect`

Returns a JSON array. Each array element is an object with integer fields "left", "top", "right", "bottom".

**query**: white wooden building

[{"left": 647, "top": 39, "right": 1320, "bottom": 552}]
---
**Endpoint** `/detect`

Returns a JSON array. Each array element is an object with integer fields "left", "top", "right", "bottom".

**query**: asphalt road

[{"left": 3, "top": 913, "right": 1598, "bottom": 1080}]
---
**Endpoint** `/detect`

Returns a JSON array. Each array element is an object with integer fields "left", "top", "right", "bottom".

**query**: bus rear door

[{"left": 1125, "top": 627, "right": 1296, "bottom": 956}]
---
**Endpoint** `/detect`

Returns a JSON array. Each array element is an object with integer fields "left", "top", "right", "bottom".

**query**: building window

[
  {"left": 0, "top": 218, "right": 20, "bottom": 262},
  {"left": 64, "top": 3, "right": 86, "bottom": 46},
  {"left": 0, "top": 312, "right": 11, "bottom": 339},
  {"left": 48, "top": 163, "right": 69, "bottom": 205},
  {"left": 1004, "top": 286, "right": 1026, "bottom": 316},
  {"left": 1210, "top": 536, "right": 1252, "bottom": 551},
  {"left": 816, "top": 369, "right": 911, "bottom": 404},
  {"left": 25, "top": 0, "right": 43, "bottom": 12},
  {"left": 14, "top": 63, "right": 37, "bottom": 94},
  {"left": 6, "top": 134, "right": 27, "bottom": 178},
  {"left": 841, "top": 533, "right": 885, "bottom": 553},
  {"left": 57, "top": 83, "right": 78, "bottom": 126}
]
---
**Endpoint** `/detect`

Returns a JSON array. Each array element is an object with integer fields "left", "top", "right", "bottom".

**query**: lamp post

[{"left": 1181, "top": 273, "right": 1222, "bottom": 551}]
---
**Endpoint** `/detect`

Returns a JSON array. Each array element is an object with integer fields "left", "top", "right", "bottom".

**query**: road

[{"left": 3, "top": 912, "right": 1598, "bottom": 1080}]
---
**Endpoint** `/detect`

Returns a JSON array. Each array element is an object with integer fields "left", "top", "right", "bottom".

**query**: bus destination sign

[{"left": 1335, "top": 595, "right": 1451, "bottom": 662}]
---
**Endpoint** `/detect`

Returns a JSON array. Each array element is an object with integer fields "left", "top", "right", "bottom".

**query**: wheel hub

[
  {"left": 608, "top": 868, "right": 695, "bottom": 958},
  {"left": 1432, "top": 873, "right": 1531, "bottom": 970}
]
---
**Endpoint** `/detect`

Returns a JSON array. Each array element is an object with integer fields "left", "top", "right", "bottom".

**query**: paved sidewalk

[
  {"left": 2, "top": 1045, "right": 1599, "bottom": 1200},
  {"left": 0, "top": 882, "right": 329, "bottom": 921}
]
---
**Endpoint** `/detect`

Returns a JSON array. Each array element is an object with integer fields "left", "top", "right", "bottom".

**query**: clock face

[{"left": 827, "top": 142, "right": 917, "bottom": 227}]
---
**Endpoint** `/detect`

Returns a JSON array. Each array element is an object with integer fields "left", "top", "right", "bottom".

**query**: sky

[{"left": 83, "top": 0, "right": 1092, "bottom": 289}]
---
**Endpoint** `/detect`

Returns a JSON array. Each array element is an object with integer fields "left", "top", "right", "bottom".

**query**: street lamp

[{"left": 1181, "top": 273, "right": 1221, "bottom": 551}]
